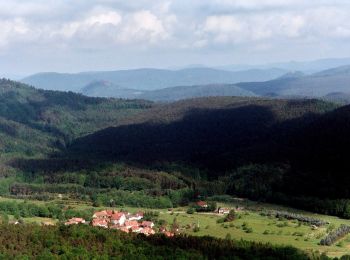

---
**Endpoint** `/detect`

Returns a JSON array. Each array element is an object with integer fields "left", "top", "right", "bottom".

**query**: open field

[{"left": 1, "top": 196, "right": 350, "bottom": 257}]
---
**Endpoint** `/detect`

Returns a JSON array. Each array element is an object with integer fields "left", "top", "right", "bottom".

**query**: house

[
  {"left": 124, "top": 220, "right": 139, "bottom": 229},
  {"left": 141, "top": 221, "right": 154, "bottom": 228},
  {"left": 118, "top": 226, "right": 130, "bottom": 233},
  {"left": 65, "top": 217, "right": 86, "bottom": 225},
  {"left": 140, "top": 227, "right": 155, "bottom": 236},
  {"left": 131, "top": 225, "right": 142, "bottom": 233},
  {"left": 218, "top": 208, "right": 230, "bottom": 214},
  {"left": 91, "top": 218, "right": 108, "bottom": 228},
  {"left": 111, "top": 212, "right": 126, "bottom": 226},
  {"left": 196, "top": 201, "right": 208, "bottom": 208},
  {"left": 127, "top": 212, "right": 144, "bottom": 221},
  {"left": 93, "top": 210, "right": 110, "bottom": 219}
]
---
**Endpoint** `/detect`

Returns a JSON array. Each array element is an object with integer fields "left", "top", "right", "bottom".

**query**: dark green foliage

[
  {"left": 0, "top": 222, "right": 321, "bottom": 259},
  {"left": 224, "top": 210, "right": 236, "bottom": 222},
  {"left": 186, "top": 207, "right": 195, "bottom": 214},
  {"left": 228, "top": 164, "right": 286, "bottom": 200},
  {"left": 0, "top": 78, "right": 152, "bottom": 155}
]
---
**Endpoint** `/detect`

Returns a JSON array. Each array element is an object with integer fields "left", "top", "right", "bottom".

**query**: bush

[{"left": 187, "top": 208, "right": 195, "bottom": 214}]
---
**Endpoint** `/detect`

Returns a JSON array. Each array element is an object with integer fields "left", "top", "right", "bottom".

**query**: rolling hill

[
  {"left": 21, "top": 68, "right": 287, "bottom": 93},
  {"left": 62, "top": 95, "right": 350, "bottom": 212},
  {"left": 237, "top": 65, "right": 350, "bottom": 97},
  {"left": 66, "top": 96, "right": 336, "bottom": 173},
  {"left": 0, "top": 78, "right": 152, "bottom": 156},
  {"left": 82, "top": 81, "right": 256, "bottom": 101}
]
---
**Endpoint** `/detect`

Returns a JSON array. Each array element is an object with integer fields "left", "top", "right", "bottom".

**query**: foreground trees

[{"left": 0, "top": 224, "right": 328, "bottom": 259}]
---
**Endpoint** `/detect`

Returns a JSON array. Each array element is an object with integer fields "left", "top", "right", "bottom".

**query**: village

[
  {"left": 64, "top": 209, "right": 171, "bottom": 236},
  {"left": 64, "top": 201, "right": 235, "bottom": 237}
]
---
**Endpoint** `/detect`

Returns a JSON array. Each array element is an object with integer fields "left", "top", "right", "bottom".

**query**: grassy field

[{"left": 1, "top": 196, "right": 350, "bottom": 257}]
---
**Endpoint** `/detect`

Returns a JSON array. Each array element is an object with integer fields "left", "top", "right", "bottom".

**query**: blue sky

[{"left": 1, "top": 0, "right": 350, "bottom": 76}]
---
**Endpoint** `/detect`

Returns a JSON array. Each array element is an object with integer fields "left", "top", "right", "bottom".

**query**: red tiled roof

[
  {"left": 141, "top": 227, "right": 155, "bottom": 235},
  {"left": 91, "top": 218, "right": 108, "bottom": 227},
  {"left": 119, "top": 227, "right": 130, "bottom": 233},
  {"left": 111, "top": 213, "right": 125, "bottom": 220},
  {"left": 141, "top": 221, "right": 154, "bottom": 227},
  {"left": 196, "top": 201, "right": 207, "bottom": 207},
  {"left": 124, "top": 220, "right": 139, "bottom": 227},
  {"left": 93, "top": 210, "right": 109, "bottom": 218}
]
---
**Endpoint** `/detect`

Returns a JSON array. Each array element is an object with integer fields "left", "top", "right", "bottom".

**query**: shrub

[
  {"left": 320, "top": 225, "right": 350, "bottom": 246},
  {"left": 187, "top": 208, "right": 195, "bottom": 214}
]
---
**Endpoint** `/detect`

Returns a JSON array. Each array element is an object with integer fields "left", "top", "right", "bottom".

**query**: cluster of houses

[{"left": 65, "top": 210, "right": 174, "bottom": 237}]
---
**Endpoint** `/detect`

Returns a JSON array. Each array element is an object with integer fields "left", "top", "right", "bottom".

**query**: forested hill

[
  {"left": 64, "top": 95, "right": 350, "bottom": 213},
  {"left": 0, "top": 79, "right": 152, "bottom": 156},
  {"left": 67, "top": 97, "right": 336, "bottom": 171}
]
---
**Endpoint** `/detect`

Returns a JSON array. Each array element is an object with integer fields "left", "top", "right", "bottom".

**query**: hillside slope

[
  {"left": 65, "top": 96, "right": 350, "bottom": 204},
  {"left": 67, "top": 97, "right": 335, "bottom": 171},
  {"left": 0, "top": 79, "right": 152, "bottom": 156}
]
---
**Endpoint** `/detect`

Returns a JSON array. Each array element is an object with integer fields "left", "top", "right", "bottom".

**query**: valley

[
  {"left": 1, "top": 195, "right": 350, "bottom": 257},
  {"left": 1, "top": 78, "right": 350, "bottom": 258}
]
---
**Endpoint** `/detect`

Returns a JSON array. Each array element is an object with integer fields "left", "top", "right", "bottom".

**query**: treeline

[
  {"left": 267, "top": 211, "right": 328, "bottom": 226},
  {"left": 320, "top": 225, "right": 350, "bottom": 246},
  {"left": 6, "top": 163, "right": 198, "bottom": 209},
  {"left": 227, "top": 164, "right": 350, "bottom": 219},
  {"left": 0, "top": 224, "right": 328, "bottom": 259},
  {"left": 0, "top": 200, "right": 93, "bottom": 221},
  {"left": 9, "top": 182, "right": 195, "bottom": 209}
]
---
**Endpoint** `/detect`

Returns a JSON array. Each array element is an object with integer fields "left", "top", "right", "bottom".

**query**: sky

[{"left": 1, "top": 0, "right": 350, "bottom": 77}]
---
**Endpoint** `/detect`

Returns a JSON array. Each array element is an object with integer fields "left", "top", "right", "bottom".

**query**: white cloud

[
  {"left": 59, "top": 10, "right": 122, "bottom": 38},
  {"left": 0, "top": 18, "right": 33, "bottom": 47},
  {"left": 1, "top": 0, "right": 350, "bottom": 73},
  {"left": 118, "top": 10, "right": 174, "bottom": 44},
  {"left": 196, "top": 5, "right": 350, "bottom": 47}
]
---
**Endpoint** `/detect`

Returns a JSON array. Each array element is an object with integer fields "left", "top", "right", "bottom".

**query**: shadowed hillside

[{"left": 66, "top": 97, "right": 335, "bottom": 174}]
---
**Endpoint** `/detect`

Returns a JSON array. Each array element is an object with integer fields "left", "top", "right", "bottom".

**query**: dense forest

[
  {"left": 0, "top": 78, "right": 152, "bottom": 157},
  {"left": 58, "top": 96, "right": 350, "bottom": 217}
]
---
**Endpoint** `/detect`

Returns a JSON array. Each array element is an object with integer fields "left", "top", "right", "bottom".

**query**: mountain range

[
  {"left": 237, "top": 65, "right": 350, "bottom": 98},
  {"left": 21, "top": 67, "right": 286, "bottom": 92},
  {"left": 20, "top": 63, "right": 350, "bottom": 103}
]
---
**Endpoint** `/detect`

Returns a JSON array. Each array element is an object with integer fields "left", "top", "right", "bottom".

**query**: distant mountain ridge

[
  {"left": 217, "top": 57, "right": 350, "bottom": 73},
  {"left": 82, "top": 81, "right": 256, "bottom": 101},
  {"left": 237, "top": 65, "right": 350, "bottom": 97},
  {"left": 21, "top": 67, "right": 287, "bottom": 92}
]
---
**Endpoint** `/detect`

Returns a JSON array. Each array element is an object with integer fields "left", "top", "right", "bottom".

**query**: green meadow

[{"left": 1, "top": 196, "right": 350, "bottom": 257}]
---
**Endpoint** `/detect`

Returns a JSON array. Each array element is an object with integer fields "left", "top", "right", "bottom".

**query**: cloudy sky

[{"left": 1, "top": 0, "right": 350, "bottom": 77}]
